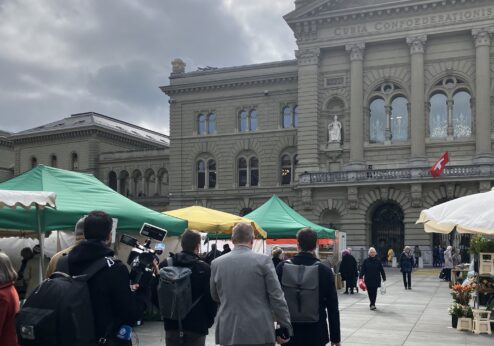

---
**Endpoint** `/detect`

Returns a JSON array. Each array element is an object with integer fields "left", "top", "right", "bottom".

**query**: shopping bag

[
  {"left": 358, "top": 278, "right": 367, "bottom": 292},
  {"left": 380, "top": 281, "right": 386, "bottom": 295}
]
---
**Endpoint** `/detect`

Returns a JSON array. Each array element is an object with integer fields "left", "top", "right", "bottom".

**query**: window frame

[
  {"left": 281, "top": 104, "right": 298, "bottom": 129},
  {"left": 238, "top": 108, "right": 258, "bottom": 132},
  {"left": 236, "top": 154, "right": 259, "bottom": 187},
  {"left": 280, "top": 152, "right": 297, "bottom": 185},
  {"left": 196, "top": 157, "right": 217, "bottom": 189}
]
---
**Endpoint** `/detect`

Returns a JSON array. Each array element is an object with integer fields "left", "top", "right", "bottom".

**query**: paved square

[{"left": 134, "top": 268, "right": 493, "bottom": 345}]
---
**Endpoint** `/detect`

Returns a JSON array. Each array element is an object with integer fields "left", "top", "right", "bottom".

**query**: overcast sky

[{"left": 0, "top": 0, "right": 297, "bottom": 135}]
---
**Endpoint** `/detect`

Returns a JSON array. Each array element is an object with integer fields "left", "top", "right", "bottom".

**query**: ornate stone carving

[
  {"left": 410, "top": 184, "right": 423, "bottom": 208},
  {"left": 347, "top": 186, "right": 358, "bottom": 210},
  {"left": 328, "top": 115, "right": 342, "bottom": 143},
  {"left": 345, "top": 42, "right": 365, "bottom": 61},
  {"left": 171, "top": 58, "right": 186, "bottom": 74},
  {"left": 472, "top": 28, "right": 493, "bottom": 47},
  {"left": 295, "top": 47, "right": 320, "bottom": 65},
  {"left": 301, "top": 188, "right": 313, "bottom": 210},
  {"left": 479, "top": 181, "right": 492, "bottom": 192},
  {"left": 406, "top": 35, "right": 427, "bottom": 54}
]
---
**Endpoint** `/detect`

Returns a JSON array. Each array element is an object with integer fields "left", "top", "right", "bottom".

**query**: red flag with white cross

[{"left": 430, "top": 152, "right": 449, "bottom": 177}]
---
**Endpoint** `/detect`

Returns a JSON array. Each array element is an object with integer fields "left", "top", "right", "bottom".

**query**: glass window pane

[
  {"left": 391, "top": 97, "right": 408, "bottom": 142},
  {"left": 198, "top": 114, "right": 206, "bottom": 135},
  {"left": 429, "top": 94, "right": 448, "bottom": 138},
  {"left": 208, "top": 113, "right": 216, "bottom": 134},
  {"left": 250, "top": 168, "right": 259, "bottom": 186},
  {"left": 282, "top": 106, "right": 292, "bottom": 128},
  {"left": 239, "top": 111, "right": 248, "bottom": 132},
  {"left": 250, "top": 110, "right": 257, "bottom": 131},
  {"left": 208, "top": 160, "right": 216, "bottom": 188},
  {"left": 238, "top": 169, "right": 247, "bottom": 187},
  {"left": 238, "top": 158, "right": 247, "bottom": 168},
  {"left": 249, "top": 157, "right": 258, "bottom": 168},
  {"left": 370, "top": 98, "right": 385, "bottom": 143},
  {"left": 197, "top": 160, "right": 205, "bottom": 188},
  {"left": 453, "top": 91, "right": 472, "bottom": 138},
  {"left": 293, "top": 106, "right": 299, "bottom": 128},
  {"left": 281, "top": 167, "right": 291, "bottom": 185},
  {"left": 281, "top": 154, "right": 291, "bottom": 167}
]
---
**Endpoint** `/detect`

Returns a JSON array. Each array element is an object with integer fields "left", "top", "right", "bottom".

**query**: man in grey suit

[{"left": 210, "top": 223, "right": 292, "bottom": 346}]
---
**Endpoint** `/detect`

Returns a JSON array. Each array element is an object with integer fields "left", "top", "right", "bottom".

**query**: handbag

[
  {"left": 358, "top": 278, "right": 367, "bottom": 291},
  {"left": 380, "top": 281, "right": 386, "bottom": 295}
]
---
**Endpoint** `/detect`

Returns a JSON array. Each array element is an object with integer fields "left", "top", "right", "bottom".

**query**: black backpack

[
  {"left": 16, "top": 256, "right": 113, "bottom": 346},
  {"left": 281, "top": 261, "right": 320, "bottom": 323}
]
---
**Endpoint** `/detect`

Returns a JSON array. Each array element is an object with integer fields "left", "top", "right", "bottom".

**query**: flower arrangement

[
  {"left": 448, "top": 303, "right": 473, "bottom": 317},
  {"left": 450, "top": 283, "right": 476, "bottom": 305}
]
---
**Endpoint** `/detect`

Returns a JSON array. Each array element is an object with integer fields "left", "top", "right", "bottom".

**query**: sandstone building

[{"left": 162, "top": 0, "right": 494, "bottom": 262}]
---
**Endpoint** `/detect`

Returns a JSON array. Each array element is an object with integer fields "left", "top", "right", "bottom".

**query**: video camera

[{"left": 120, "top": 223, "right": 167, "bottom": 287}]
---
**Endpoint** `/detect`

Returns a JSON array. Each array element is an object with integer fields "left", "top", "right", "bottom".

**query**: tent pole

[{"left": 36, "top": 205, "right": 45, "bottom": 284}]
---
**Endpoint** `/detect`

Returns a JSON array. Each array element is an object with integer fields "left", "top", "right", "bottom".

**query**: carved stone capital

[
  {"left": 347, "top": 186, "right": 359, "bottom": 210},
  {"left": 296, "top": 47, "right": 320, "bottom": 65},
  {"left": 472, "top": 28, "right": 493, "bottom": 47},
  {"left": 345, "top": 42, "right": 365, "bottom": 61},
  {"left": 406, "top": 35, "right": 427, "bottom": 54}
]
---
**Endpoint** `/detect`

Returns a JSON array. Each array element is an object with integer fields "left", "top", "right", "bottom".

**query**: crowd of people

[{"left": 0, "top": 210, "right": 468, "bottom": 346}]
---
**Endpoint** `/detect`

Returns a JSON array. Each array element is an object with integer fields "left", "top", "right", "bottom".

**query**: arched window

[
  {"left": 197, "top": 160, "right": 206, "bottom": 189},
  {"left": 31, "top": 156, "right": 37, "bottom": 168},
  {"left": 197, "top": 114, "right": 206, "bottom": 135},
  {"left": 144, "top": 168, "right": 156, "bottom": 196},
  {"left": 132, "top": 170, "right": 143, "bottom": 197},
  {"left": 453, "top": 91, "right": 472, "bottom": 138},
  {"left": 239, "top": 110, "right": 248, "bottom": 132},
  {"left": 428, "top": 76, "right": 472, "bottom": 139},
  {"left": 108, "top": 171, "right": 117, "bottom": 191},
  {"left": 281, "top": 154, "right": 292, "bottom": 185},
  {"left": 238, "top": 158, "right": 247, "bottom": 187},
  {"left": 207, "top": 113, "right": 216, "bottom": 134},
  {"left": 249, "top": 110, "right": 257, "bottom": 132},
  {"left": 157, "top": 168, "right": 168, "bottom": 196},
  {"left": 369, "top": 98, "right": 385, "bottom": 143},
  {"left": 429, "top": 93, "right": 448, "bottom": 138},
  {"left": 293, "top": 106, "right": 299, "bottom": 128},
  {"left": 50, "top": 154, "right": 57, "bottom": 168},
  {"left": 71, "top": 152, "right": 79, "bottom": 170},
  {"left": 207, "top": 160, "right": 216, "bottom": 188},
  {"left": 250, "top": 157, "right": 259, "bottom": 187},
  {"left": 391, "top": 96, "right": 408, "bottom": 142}
]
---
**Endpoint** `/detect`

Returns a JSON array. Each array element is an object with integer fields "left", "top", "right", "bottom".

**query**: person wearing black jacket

[
  {"left": 204, "top": 244, "right": 222, "bottom": 264},
  {"left": 276, "top": 228, "right": 341, "bottom": 346},
  {"left": 160, "top": 229, "right": 217, "bottom": 346},
  {"left": 359, "top": 247, "right": 386, "bottom": 310},
  {"left": 339, "top": 249, "right": 358, "bottom": 294},
  {"left": 65, "top": 211, "right": 148, "bottom": 346}
]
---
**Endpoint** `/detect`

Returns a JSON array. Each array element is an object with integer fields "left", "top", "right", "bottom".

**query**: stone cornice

[
  {"left": 161, "top": 72, "right": 298, "bottom": 96},
  {"left": 0, "top": 138, "right": 13, "bottom": 148},
  {"left": 9, "top": 127, "right": 166, "bottom": 149}
]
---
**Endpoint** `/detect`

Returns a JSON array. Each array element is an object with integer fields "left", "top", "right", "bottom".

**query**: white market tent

[
  {"left": 0, "top": 190, "right": 57, "bottom": 284},
  {"left": 416, "top": 188, "right": 494, "bottom": 236}
]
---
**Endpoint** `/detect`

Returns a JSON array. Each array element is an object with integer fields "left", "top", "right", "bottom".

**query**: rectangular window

[
  {"left": 198, "top": 172, "right": 205, "bottom": 189},
  {"left": 239, "top": 170, "right": 247, "bottom": 187},
  {"left": 250, "top": 169, "right": 259, "bottom": 186}
]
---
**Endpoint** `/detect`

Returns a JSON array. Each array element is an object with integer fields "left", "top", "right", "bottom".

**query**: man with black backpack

[
  {"left": 158, "top": 229, "right": 217, "bottom": 346},
  {"left": 276, "top": 228, "right": 341, "bottom": 346},
  {"left": 17, "top": 211, "right": 149, "bottom": 346}
]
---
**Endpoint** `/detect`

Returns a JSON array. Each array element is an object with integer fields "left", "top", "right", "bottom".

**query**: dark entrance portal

[{"left": 371, "top": 203, "right": 404, "bottom": 262}]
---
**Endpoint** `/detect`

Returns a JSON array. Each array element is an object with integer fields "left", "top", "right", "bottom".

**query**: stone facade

[
  {"left": 0, "top": 112, "right": 171, "bottom": 211},
  {"left": 162, "top": 0, "right": 494, "bottom": 263}
]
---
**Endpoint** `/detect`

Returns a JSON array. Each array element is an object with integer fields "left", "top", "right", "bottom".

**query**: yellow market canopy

[{"left": 164, "top": 206, "right": 267, "bottom": 238}]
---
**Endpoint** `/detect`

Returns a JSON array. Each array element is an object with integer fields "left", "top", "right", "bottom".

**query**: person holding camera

[
  {"left": 62, "top": 211, "right": 149, "bottom": 345},
  {"left": 159, "top": 229, "right": 217, "bottom": 346}
]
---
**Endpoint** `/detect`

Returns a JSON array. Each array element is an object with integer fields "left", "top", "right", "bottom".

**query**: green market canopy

[
  {"left": 245, "top": 195, "right": 335, "bottom": 239},
  {"left": 0, "top": 165, "right": 187, "bottom": 235}
]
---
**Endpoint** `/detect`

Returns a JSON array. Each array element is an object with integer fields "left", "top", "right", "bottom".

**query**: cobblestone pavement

[{"left": 134, "top": 268, "right": 494, "bottom": 346}]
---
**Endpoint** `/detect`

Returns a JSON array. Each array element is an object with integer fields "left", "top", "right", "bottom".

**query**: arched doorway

[{"left": 371, "top": 203, "right": 404, "bottom": 261}]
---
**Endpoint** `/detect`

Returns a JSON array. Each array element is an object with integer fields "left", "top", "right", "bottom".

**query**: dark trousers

[
  {"left": 444, "top": 268, "right": 452, "bottom": 282},
  {"left": 166, "top": 330, "right": 206, "bottom": 346},
  {"left": 367, "top": 286, "right": 378, "bottom": 306},
  {"left": 402, "top": 272, "right": 411, "bottom": 288}
]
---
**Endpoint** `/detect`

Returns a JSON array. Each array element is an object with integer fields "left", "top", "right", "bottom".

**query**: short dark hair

[
  {"left": 297, "top": 228, "right": 317, "bottom": 251},
  {"left": 84, "top": 211, "right": 113, "bottom": 241},
  {"left": 181, "top": 229, "right": 201, "bottom": 252}
]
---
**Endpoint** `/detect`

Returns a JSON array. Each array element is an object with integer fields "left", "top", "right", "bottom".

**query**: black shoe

[
  {"left": 370, "top": 305, "right": 376, "bottom": 310},
  {"left": 344, "top": 291, "right": 349, "bottom": 294},
  {"left": 350, "top": 291, "right": 354, "bottom": 294},
  {"left": 405, "top": 287, "right": 408, "bottom": 290},
  {"left": 408, "top": 287, "right": 412, "bottom": 290}
]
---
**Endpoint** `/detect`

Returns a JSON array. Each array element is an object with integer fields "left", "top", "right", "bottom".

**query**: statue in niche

[{"left": 328, "top": 115, "right": 342, "bottom": 143}]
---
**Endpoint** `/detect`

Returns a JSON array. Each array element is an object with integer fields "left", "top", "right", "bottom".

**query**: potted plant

[
  {"left": 448, "top": 302, "right": 465, "bottom": 328},
  {"left": 450, "top": 283, "right": 476, "bottom": 305}
]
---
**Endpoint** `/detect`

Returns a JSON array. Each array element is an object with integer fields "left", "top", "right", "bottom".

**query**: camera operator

[{"left": 62, "top": 211, "right": 149, "bottom": 345}]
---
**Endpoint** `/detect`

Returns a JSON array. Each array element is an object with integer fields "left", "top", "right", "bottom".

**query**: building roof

[
  {"left": 0, "top": 130, "right": 11, "bottom": 137},
  {"left": 11, "top": 112, "right": 169, "bottom": 146}
]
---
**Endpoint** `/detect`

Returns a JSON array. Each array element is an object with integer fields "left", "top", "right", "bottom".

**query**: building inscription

[{"left": 331, "top": 7, "right": 494, "bottom": 38}]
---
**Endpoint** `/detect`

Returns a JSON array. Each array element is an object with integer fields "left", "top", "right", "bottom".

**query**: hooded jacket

[
  {"left": 66, "top": 240, "right": 147, "bottom": 340},
  {"left": 160, "top": 251, "right": 217, "bottom": 335}
]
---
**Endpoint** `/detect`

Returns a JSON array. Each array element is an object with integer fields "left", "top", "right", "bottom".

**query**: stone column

[
  {"left": 345, "top": 42, "right": 366, "bottom": 170},
  {"left": 446, "top": 99, "right": 454, "bottom": 139},
  {"left": 384, "top": 105, "right": 392, "bottom": 144},
  {"left": 295, "top": 47, "right": 320, "bottom": 174},
  {"left": 406, "top": 35, "right": 427, "bottom": 165},
  {"left": 472, "top": 28, "right": 493, "bottom": 161}
]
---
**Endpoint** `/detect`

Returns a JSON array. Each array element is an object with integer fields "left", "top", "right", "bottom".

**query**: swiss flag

[{"left": 430, "top": 152, "right": 449, "bottom": 177}]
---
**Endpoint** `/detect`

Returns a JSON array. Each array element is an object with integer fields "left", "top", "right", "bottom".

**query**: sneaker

[
  {"left": 408, "top": 287, "right": 412, "bottom": 290},
  {"left": 370, "top": 305, "right": 376, "bottom": 310}
]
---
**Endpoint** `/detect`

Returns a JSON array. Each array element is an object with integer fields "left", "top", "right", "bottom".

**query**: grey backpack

[
  {"left": 281, "top": 261, "right": 320, "bottom": 323},
  {"left": 158, "top": 257, "right": 202, "bottom": 337}
]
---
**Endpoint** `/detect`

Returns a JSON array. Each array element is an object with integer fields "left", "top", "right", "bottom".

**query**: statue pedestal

[{"left": 320, "top": 143, "right": 343, "bottom": 162}]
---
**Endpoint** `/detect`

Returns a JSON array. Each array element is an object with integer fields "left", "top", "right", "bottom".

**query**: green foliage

[{"left": 469, "top": 235, "right": 494, "bottom": 254}]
